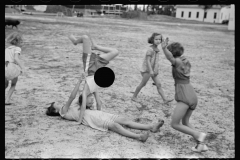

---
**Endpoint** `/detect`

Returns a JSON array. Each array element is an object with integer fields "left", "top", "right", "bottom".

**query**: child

[
  {"left": 132, "top": 33, "right": 173, "bottom": 104},
  {"left": 46, "top": 76, "right": 165, "bottom": 142},
  {"left": 161, "top": 37, "right": 208, "bottom": 152},
  {"left": 68, "top": 34, "right": 118, "bottom": 77},
  {"left": 5, "top": 32, "right": 25, "bottom": 105},
  {"left": 68, "top": 34, "right": 119, "bottom": 124}
]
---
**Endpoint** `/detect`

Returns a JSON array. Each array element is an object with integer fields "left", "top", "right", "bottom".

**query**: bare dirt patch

[{"left": 5, "top": 14, "right": 234, "bottom": 158}]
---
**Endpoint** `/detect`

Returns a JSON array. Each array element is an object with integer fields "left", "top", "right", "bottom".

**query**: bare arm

[
  {"left": 161, "top": 37, "right": 176, "bottom": 65},
  {"left": 61, "top": 76, "right": 85, "bottom": 115},
  {"left": 78, "top": 83, "right": 89, "bottom": 123},
  {"left": 14, "top": 53, "right": 25, "bottom": 71},
  {"left": 93, "top": 90, "right": 102, "bottom": 110}
]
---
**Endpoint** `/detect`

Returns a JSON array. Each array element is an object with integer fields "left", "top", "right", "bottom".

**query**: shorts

[
  {"left": 82, "top": 52, "right": 109, "bottom": 76},
  {"left": 175, "top": 83, "right": 198, "bottom": 110},
  {"left": 5, "top": 61, "right": 21, "bottom": 81}
]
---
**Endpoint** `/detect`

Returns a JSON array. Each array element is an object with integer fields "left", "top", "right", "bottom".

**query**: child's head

[
  {"left": 167, "top": 42, "right": 184, "bottom": 58},
  {"left": 78, "top": 93, "right": 94, "bottom": 107},
  {"left": 148, "top": 33, "right": 163, "bottom": 45},
  {"left": 5, "top": 32, "right": 23, "bottom": 47},
  {"left": 46, "top": 102, "right": 61, "bottom": 117}
]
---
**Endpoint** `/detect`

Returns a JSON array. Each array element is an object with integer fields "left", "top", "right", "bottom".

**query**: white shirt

[
  {"left": 85, "top": 75, "right": 99, "bottom": 94},
  {"left": 5, "top": 46, "right": 21, "bottom": 63}
]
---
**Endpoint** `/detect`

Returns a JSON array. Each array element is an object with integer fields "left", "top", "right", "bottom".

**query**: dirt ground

[{"left": 5, "top": 14, "right": 234, "bottom": 158}]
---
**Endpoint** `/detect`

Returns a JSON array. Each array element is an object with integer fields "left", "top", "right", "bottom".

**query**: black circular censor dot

[{"left": 94, "top": 67, "right": 115, "bottom": 88}]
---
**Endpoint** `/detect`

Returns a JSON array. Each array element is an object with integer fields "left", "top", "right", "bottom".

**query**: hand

[
  {"left": 161, "top": 37, "right": 169, "bottom": 49},
  {"left": 20, "top": 69, "right": 26, "bottom": 75},
  {"left": 80, "top": 73, "right": 87, "bottom": 81},
  {"left": 150, "top": 71, "right": 154, "bottom": 77}
]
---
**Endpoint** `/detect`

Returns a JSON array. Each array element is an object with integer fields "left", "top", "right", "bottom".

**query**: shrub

[
  {"left": 121, "top": 10, "right": 147, "bottom": 20},
  {"left": 44, "top": 5, "right": 72, "bottom": 16}
]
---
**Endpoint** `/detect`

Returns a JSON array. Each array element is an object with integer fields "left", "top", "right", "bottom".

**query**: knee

[
  {"left": 109, "top": 122, "right": 121, "bottom": 131},
  {"left": 182, "top": 120, "right": 188, "bottom": 126},
  {"left": 11, "top": 82, "right": 17, "bottom": 87},
  {"left": 170, "top": 120, "right": 177, "bottom": 129},
  {"left": 156, "top": 83, "right": 162, "bottom": 89},
  {"left": 113, "top": 49, "right": 119, "bottom": 56},
  {"left": 82, "top": 35, "right": 89, "bottom": 40},
  {"left": 140, "top": 82, "right": 147, "bottom": 87},
  {"left": 122, "top": 118, "right": 131, "bottom": 126}
]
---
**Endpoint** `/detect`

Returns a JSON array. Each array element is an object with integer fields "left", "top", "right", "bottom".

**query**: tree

[
  {"left": 161, "top": 5, "right": 175, "bottom": 16},
  {"left": 134, "top": 5, "right": 137, "bottom": 11}
]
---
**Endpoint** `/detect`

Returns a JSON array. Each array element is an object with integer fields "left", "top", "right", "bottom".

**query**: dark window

[
  {"left": 196, "top": 12, "right": 199, "bottom": 18},
  {"left": 214, "top": 12, "right": 217, "bottom": 19},
  {"left": 181, "top": 11, "right": 184, "bottom": 17},
  {"left": 189, "top": 12, "right": 191, "bottom": 18},
  {"left": 204, "top": 12, "right": 207, "bottom": 18}
]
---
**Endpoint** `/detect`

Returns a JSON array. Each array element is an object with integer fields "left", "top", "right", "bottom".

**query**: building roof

[{"left": 176, "top": 5, "right": 222, "bottom": 9}]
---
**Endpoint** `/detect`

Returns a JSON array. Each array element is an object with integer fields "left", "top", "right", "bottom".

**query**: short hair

[
  {"left": 5, "top": 32, "right": 23, "bottom": 46},
  {"left": 148, "top": 33, "right": 162, "bottom": 44},
  {"left": 46, "top": 102, "right": 60, "bottom": 117},
  {"left": 78, "top": 94, "right": 93, "bottom": 109},
  {"left": 167, "top": 42, "right": 184, "bottom": 58}
]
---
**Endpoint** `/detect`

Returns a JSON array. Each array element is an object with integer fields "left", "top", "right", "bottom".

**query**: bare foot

[
  {"left": 68, "top": 35, "right": 78, "bottom": 45},
  {"left": 139, "top": 131, "right": 149, "bottom": 142},
  {"left": 151, "top": 120, "right": 164, "bottom": 133},
  {"left": 131, "top": 97, "right": 139, "bottom": 102},
  {"left": 163, "top": 98, "right": 174, "bottom": 104},
  {"left": 192, "top": 143, "right": 209, "bottom": 152}
]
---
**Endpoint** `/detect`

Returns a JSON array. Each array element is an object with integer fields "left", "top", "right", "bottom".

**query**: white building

[
  {"left": 220, "top": 5, "right": 231, "bottom": 23},
  {"left": 228, "top": 4, "right": 235, "bottom": 30},
  {"left": 175, "top": 5, "right": 222, "bottom": 23}
]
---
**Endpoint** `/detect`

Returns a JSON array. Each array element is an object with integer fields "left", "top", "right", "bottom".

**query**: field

[{"left": 5, "top": 14, "right": 234, "bottom": 158}]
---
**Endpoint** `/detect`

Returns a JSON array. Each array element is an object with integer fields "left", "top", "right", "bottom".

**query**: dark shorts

[
  {"left": 175, "top": 83, "right": 198, "bottom": 110},
  {"left": 82, "top": 52, "right": 109, "bottom": 76}
]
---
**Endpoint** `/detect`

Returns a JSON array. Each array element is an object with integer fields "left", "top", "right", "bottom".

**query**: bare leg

[
  {"left": 152, "top": 75, "right": 173, "bottom": 104},
  {"left": 68, "top": 35, "right": 92, "bottom": 54},
  {"left": 5, "top": 78, "right": 9, "bottom": 90},
  {"left": 5, "top": 77, "right": 18, "bottom": 103},
  {"left": 182, "top": 108, "right": 195, "bottom": 130},
  {"left": 68, "top": 35, "right": 93, "bottom": 73},
  {"left": 88, "top": 35, "right": 119, "bottom": 62},
  {"left": 108, "top": 122, "right": 149, "bottom": 142},
  {"left": 114, "top": 117, "right": 164, "bottom": 132},
  {"left": 171, "top": 102, "right": 205, "bottom": 140},
  {"left": 132, "top": 72, "right": 151, "bottom": 101}
]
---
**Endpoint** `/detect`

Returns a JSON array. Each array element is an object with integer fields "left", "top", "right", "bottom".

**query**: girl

[
  {"left": 161, "top": 37, "right": 208, "bottom": 152},
  {"left": 132, "top": 33, "right": 173, "bottom": 104},
  {"left": 68, "top": 34, "right": 119, "bottom": 77},
  {"left": 5, "top": 32, "right": 25, "bottom": 105},
  {"left": 68, "top": 34, "right": 119, "bottom": 124},
  {"left": 46, "top": 76, "right": 165, "bottom": 142}
]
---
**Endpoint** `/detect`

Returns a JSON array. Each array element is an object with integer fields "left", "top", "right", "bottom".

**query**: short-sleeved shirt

[
  {"left": 140, "top": 46, "right": 160, "bottom": 74},
  {"left": 5, "top": 46, "right": 21, "bottom": 63}
]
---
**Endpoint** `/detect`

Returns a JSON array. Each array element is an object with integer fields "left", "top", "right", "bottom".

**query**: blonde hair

[{"left": 5, "top": 32, "right": 23, "bottom": 46}]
